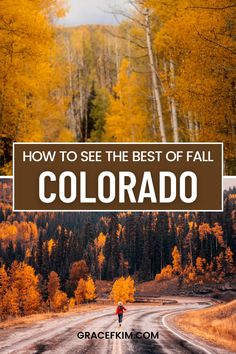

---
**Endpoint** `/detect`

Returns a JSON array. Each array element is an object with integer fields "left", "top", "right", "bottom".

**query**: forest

[
  {"left": 0, "top": 0, "right": 236, "bottom": 174},
  {"left": 0, "top": 179, "right": 235, "bottom": 317}
]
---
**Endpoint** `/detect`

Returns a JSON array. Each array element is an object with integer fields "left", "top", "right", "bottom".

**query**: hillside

[
  {"left": 174, "top": 300, "right": 236, "bottom": 352},
  {"left": 0, "top": 180, "right": 236, "bottom": 287},
  {"left": 0, "top": 179, "right": 236, "bottom": 320}
]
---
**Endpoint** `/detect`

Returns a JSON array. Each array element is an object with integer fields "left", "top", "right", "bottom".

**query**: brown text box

[{"left": 13, "top": 143, "right": 223, "bottom": 211}]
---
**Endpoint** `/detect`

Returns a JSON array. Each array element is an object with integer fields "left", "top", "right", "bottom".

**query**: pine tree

[
  {"left": 125, "top": 213, "right": 136, "bottom": 274},
  {"left": 155, "top": 213, "right": 169, "bottom": 273},
  {"left": 104, "top": 214, "right": 120, "bottom": 279},
  {"left": 5, "top": 241, "right": 15, "bottom": 268},
  {"left": 90, "top": 88, "right": 110, "bottom": 141},
  {"left": 36, "top": 229, "right": 44, "bottom": 274}
]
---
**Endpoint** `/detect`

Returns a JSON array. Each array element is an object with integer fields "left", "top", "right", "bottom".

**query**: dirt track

[{"left": 0, "top": 297, "right": 234, "bottom": 354}]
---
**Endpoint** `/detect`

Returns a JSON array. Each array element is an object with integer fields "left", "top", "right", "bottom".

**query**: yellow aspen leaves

[
  {"left": 110, "top": 276, "right": 135, "bottom": 304},
  {"left": 104, "top": 59, "right": 151, "bottom": 142}
]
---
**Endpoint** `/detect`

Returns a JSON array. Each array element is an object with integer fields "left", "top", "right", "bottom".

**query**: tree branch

[
  {"left": 105, "top": 28, "right": 147, "bottom": 50},
  {"left": 196, "top": 29, "right": 236, "bottom": 55},
  {"left": 188, "top": 4, "right": 236, "bottom": 10}
]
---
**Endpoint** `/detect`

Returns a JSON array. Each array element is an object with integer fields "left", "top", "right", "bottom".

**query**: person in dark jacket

[{"left": 116, "top": 301, "right": 127, "bottom": 326}]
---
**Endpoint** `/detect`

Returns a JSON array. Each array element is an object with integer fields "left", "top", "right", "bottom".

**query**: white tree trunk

[
  {"left": 115, "top": 37, "right": 120, "bottom": 81},
  {"left": 169, "top": 60, "right": 179, "bottom": 142},
  {"left": 145, "top": 10, "right": 166, "bottom": 142},
  {"left": 194, "top": 119, "right": 199, "bottom": 140},
  {"left": 163, "top": 60, "right": 179, "bottom": 142},
  {"left": 66, "top": 39, "right": 77, "bottom": 134},
  {"left": 187, "top": 112, "right": 195, "bottom": 142},
  {"left": 78, "top": 67, "right": 83, "bottom": 140}
]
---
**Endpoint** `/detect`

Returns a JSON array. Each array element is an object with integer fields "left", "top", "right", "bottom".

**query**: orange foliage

[{"left": 155, "top": 265, "right": 173, "bottom": 281}]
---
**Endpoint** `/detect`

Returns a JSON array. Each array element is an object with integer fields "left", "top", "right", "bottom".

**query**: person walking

[{"left": 116, "top": 301, "right": 127, "bottom": 327}]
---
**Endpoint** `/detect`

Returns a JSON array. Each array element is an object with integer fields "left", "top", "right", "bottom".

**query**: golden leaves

[
  {"left": 110, "top": 276, "right": 135, "bottom": 304},
  {"left": 104, "top": 59, "right": 152, "bottom": 142}
]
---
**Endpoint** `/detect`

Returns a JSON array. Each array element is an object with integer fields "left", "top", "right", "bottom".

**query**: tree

[
  {"left": 0, "top": 0, "right": 70, "bottom": 174},
  {"left": 47, "top": 271, "right": 68, "bottom": 311},
  {"left": 212, "top": 223, "right": 224, "bottom": 249},
  {"left": 66, "top": 260, "right": 89, "bottom": 296},
  {"left": 98, "top": 251, "right": 105, "bottom": 281},
  {"left": 104, "top": 59, "right": 151, "bottom": 142},
  {"left": 0, "top": 266, "right": 10, "bottom": 319},
  {"left": 90, "top": 88, "right": 110, "bottom": 141},
  {"left": 4, "top": 287, "right": 19, "bottom": 317},
  {"left": 149, "top": 0, "right": 236, "bottom": 172},
  {"left": 172, "top": 246, "right": 181, "bottom": 275},
  {"left": 36, "top": 229, "right": 44, "bottom": 274},
  {"left": 125, "top": 276, "right": 135, "bottom": 303},
  {"left": 48, "top": 271, "right": 60, "bottom": 302},
  {"left": 225, "top": 247, "right": 234, "bottom": 274},
  {"left": 85, "top": 276, "right": 96, "bottom": 302},
  {"left": 50, "top": 290, "right": 68, "bottom": 312},
  {"left": 69, "top": 297, "right": 76, "bottom": 309},
  {"left": 198, "top": 223, "right": 212, "bottom": 259},
  {"left": 74, "top": 278, "right": 87, "bottom": 305},
  {"left": 155, "top": 265, "right": 173, "bottom": 281},
  {"left": 110, "top": 276, "right": 135, "bottom": 304},
  {"left": 95, "top": 232, "right": 107, "bottom": 249},
  {"left": 10, "top": 262, "right": 41, "bottom": 315},
  {"left": 183, "top": 264, "right": 196, "bottom": 284},
  {"left": 104, "top": 214, "right": 121, "bottom": 280},
  {"left": 95, "top": 232, "right": 106, "bottom": 280},
  {"left": 216, "top": 252, "right": 224, "bottom": 275},
  {"left": 195, "top": 257, "right": 206, "bottom": 275}
]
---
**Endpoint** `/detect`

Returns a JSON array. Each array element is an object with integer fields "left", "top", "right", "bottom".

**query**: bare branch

[
  {"left": 127, "top": 0, "right": 146, "bottom": 16},
  {"left": 188, "top": 4, "right": 236, "bottom": 10},
  {"left": 103, "top": 6, "right": 146, "bottom": 28},
  {"left": 196, "top": 29, "right": 236, "bottom": 55},
  {"left": 124, "top": 54, "right": 148, "bottom": 60},
  {"left": 130, "top": 66, "right": 152, "bottom": 74},
  {"left": 104, "top": 28, "right": 147, "bottom": 50}
]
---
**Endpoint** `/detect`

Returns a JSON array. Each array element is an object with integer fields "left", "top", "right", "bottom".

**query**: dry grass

[
  {"left": 0, "top": 304, "right": 108, "bottom": 330},
  {"left": 174, "top": 300, "right": 236, "bottom": 352},
  {"left": 136, "top": 278, "right": 179, "bottom": 297},
  {"left": 95, "top": 280, "right": 113, "bottom": 296}
]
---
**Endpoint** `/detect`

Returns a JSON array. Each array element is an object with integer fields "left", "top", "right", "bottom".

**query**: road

[{"left": 0, "top": 297, "right": 233, "bottom": 354}]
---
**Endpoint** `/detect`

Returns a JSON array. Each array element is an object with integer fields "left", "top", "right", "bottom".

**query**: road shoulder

[{"left": 166, "top": 310, "right": 235, "bottom": 354}]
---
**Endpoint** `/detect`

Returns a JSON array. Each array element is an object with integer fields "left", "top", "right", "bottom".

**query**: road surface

[{"left": 0, "top": 297, "right": 233, "bottom": 354}]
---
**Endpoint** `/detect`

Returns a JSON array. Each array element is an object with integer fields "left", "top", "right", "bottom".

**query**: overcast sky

[
  {"left": 223, "top": 177, "right": 236, "bottom": 190},
  {"left": 59, "top": 0, "right": 130, "bottom": 26}
]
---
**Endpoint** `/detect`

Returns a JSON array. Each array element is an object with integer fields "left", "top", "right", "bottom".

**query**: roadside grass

[
  {"left": 174, "top": 300, "right": 236, "bottom": 352},
  {"left": 0, "top": 304, "right": 108, "bottom": 330}
]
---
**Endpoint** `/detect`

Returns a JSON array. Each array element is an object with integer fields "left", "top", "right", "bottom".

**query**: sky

[
  {"left": 59, "top": 0, "right": 130, "bottom": 26},
  {"left": 223, "top": 177, "right": 236, "bottom": 190}
]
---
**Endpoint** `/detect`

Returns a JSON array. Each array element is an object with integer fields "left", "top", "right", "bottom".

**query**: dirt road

[{"left": 0, "top": 297, "right": 233, "bottom": 354}]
